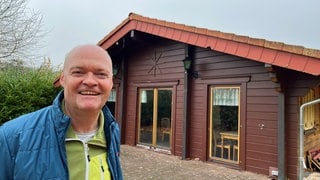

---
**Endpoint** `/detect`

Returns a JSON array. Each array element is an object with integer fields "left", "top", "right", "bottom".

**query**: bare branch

[{"left": 0, "top": 0, "right": 46, "bottom": 64}]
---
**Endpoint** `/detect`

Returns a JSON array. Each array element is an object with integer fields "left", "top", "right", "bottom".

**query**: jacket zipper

[
  {"left": 84, "top": 143, "right": 90, "bottom": 180},
  {"left": 99, "top": 156, "right": 105, "bottom": 180}
]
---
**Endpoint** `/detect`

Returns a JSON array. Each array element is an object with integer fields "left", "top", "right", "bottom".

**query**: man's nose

[{"left": 82, "top": 73, "right": 97, "bottom": 86}]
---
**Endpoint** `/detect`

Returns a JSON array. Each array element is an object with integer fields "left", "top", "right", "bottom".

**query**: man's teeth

[{"left": 81, "top": 91, "right": 98, "bottom": 95}]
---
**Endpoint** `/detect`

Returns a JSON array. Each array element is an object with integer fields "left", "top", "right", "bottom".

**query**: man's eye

[
  {"left": 71, "top": 71, "right": 84, "bottom": 75},
  {"left": 96, "top": 73, "right": 110, "bottom": 78}
]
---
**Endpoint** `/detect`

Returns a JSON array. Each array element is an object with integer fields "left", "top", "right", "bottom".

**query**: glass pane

[
  {"left": 156, "top": 89, "right": 172, "bottom": 148},
  {"left": 213, "top": 88, "right": 239, "bottom": 106},
  {"left": 106, "top": 89, "right": 116, "bottom": 116},
  {"left": 139, "top": 89, "right": 154, "bottom": 145},
  {"left": 108, "top": 89, "right": 116, "bottom": 102},
  {"left": 211, "top": 87, "right": 239, "bottom": 163}
]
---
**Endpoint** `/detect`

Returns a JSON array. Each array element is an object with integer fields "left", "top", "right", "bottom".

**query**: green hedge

[{"left": 0, "top": 65, "right": 61, "bottom": 125}]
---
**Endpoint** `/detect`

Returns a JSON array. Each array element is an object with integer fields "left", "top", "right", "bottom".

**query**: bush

[{"left": 0, "top": 64, "right": 61, "bottom": 125}]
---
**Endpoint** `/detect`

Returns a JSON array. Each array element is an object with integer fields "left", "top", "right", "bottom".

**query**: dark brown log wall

[
  {"left": 123, "top": 39, "right": 186, "bottom": 156},
  {"left": 190, "top": 47, "right": 280, "bottom": 175},
  {"left": 119, "top": 35, "right": 320, "bottom": 178}
]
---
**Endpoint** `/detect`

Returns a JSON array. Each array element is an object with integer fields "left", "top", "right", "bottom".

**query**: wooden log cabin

[{"left": 56, "top": 13, "right": 320, "bottom": 179}]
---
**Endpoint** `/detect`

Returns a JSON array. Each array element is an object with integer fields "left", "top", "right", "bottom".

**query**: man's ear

[{"left": 59, "top": 73, "right": 65, "bottom": 87}]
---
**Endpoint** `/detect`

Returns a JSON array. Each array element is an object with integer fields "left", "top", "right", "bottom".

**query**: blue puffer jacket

[{"left": 0, "top": 91, "right": 123, "bottom": 180}]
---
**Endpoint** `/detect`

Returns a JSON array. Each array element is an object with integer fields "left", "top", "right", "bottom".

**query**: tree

[{"left": 0, "top": 0, "right": 45, "bottom": 63}]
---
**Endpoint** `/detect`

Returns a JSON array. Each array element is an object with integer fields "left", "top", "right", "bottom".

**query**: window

[
  {"left": 107, "top": 88, "right": 116, "bottom": 116},
  {"left": 209, "top": 86, "right": 240, "bottom": 163}
]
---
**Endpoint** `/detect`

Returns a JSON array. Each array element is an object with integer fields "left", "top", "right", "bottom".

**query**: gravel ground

[{"left": 120, "top": 145, "right": 270, "bottom": 180}]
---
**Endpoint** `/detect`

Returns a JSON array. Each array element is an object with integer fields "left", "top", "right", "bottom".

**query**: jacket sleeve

[{"left": 0, "top": 127, "right": 14, "bottom": 179}]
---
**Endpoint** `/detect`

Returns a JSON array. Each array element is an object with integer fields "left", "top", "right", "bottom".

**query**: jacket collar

[
  {"left": 52, "top": 91, "right": 71, "bottom": 144},
  {"left": 51, "top": 90, "right": 116, "bottom": 144}
]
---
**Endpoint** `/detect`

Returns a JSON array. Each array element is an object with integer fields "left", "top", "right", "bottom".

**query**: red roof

[{"left": 98, "top": 13, "right": 320, "bottom": 76}]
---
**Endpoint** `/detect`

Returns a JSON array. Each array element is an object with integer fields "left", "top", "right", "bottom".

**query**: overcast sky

[{"left": 27, "top": 0, "right": 320, "bottom": 68}]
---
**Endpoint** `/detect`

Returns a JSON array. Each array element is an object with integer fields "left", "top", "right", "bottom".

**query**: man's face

[{"left": 60, "top": 46, "right": 113, "bottom": 113}]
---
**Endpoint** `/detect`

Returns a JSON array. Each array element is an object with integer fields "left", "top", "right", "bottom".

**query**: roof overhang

[{"left": 98, "top": 12, "right": 320, "bottom": 76}]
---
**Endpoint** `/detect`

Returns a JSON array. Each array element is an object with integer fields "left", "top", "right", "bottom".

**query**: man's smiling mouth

[{"left": 79, "top": 91, "right": 100, "bottom": 95}]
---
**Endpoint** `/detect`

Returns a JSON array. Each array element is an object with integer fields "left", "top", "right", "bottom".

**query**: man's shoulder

[{"left": 1, "top": 106, "right": 53, "bottom": 133}]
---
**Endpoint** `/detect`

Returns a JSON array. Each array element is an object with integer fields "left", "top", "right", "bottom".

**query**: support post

[
  {"left": 182, "top": 69, "right": 188, "bottom": 159},
  {"left": 278, "top": 93, "right": 285, "bottom": 179}
]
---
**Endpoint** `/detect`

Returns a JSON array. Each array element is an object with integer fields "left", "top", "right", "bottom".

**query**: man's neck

[
  {"left": 70, "top": 116, "right": 99, "bottom": 133},
  {"left": 64, "top": 105, "right": 101, "bottom": 133}
]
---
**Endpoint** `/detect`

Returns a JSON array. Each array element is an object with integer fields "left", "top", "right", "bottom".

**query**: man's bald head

[{"left": 63, "top": 44, "right": 113, "bottom": 71}]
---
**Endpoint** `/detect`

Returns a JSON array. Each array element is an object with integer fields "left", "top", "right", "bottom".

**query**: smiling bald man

[{"left": 0, "top": 44, "right": 123, "bottom": 180}]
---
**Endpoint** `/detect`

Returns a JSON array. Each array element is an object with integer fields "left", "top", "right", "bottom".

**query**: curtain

[
  {"left": 141, "top": 90, "right": 147, "bottom": 103},
  {"left": 108, "top": 89, "right": 116, "bottom": 102},
  {"left": 213, "top": 88, "right": 239, "bottom": 106}
]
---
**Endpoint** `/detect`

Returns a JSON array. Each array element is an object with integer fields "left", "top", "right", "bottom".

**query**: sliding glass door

[{"left": 138, "top": 88, "right": 172, "bottom": 149}]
